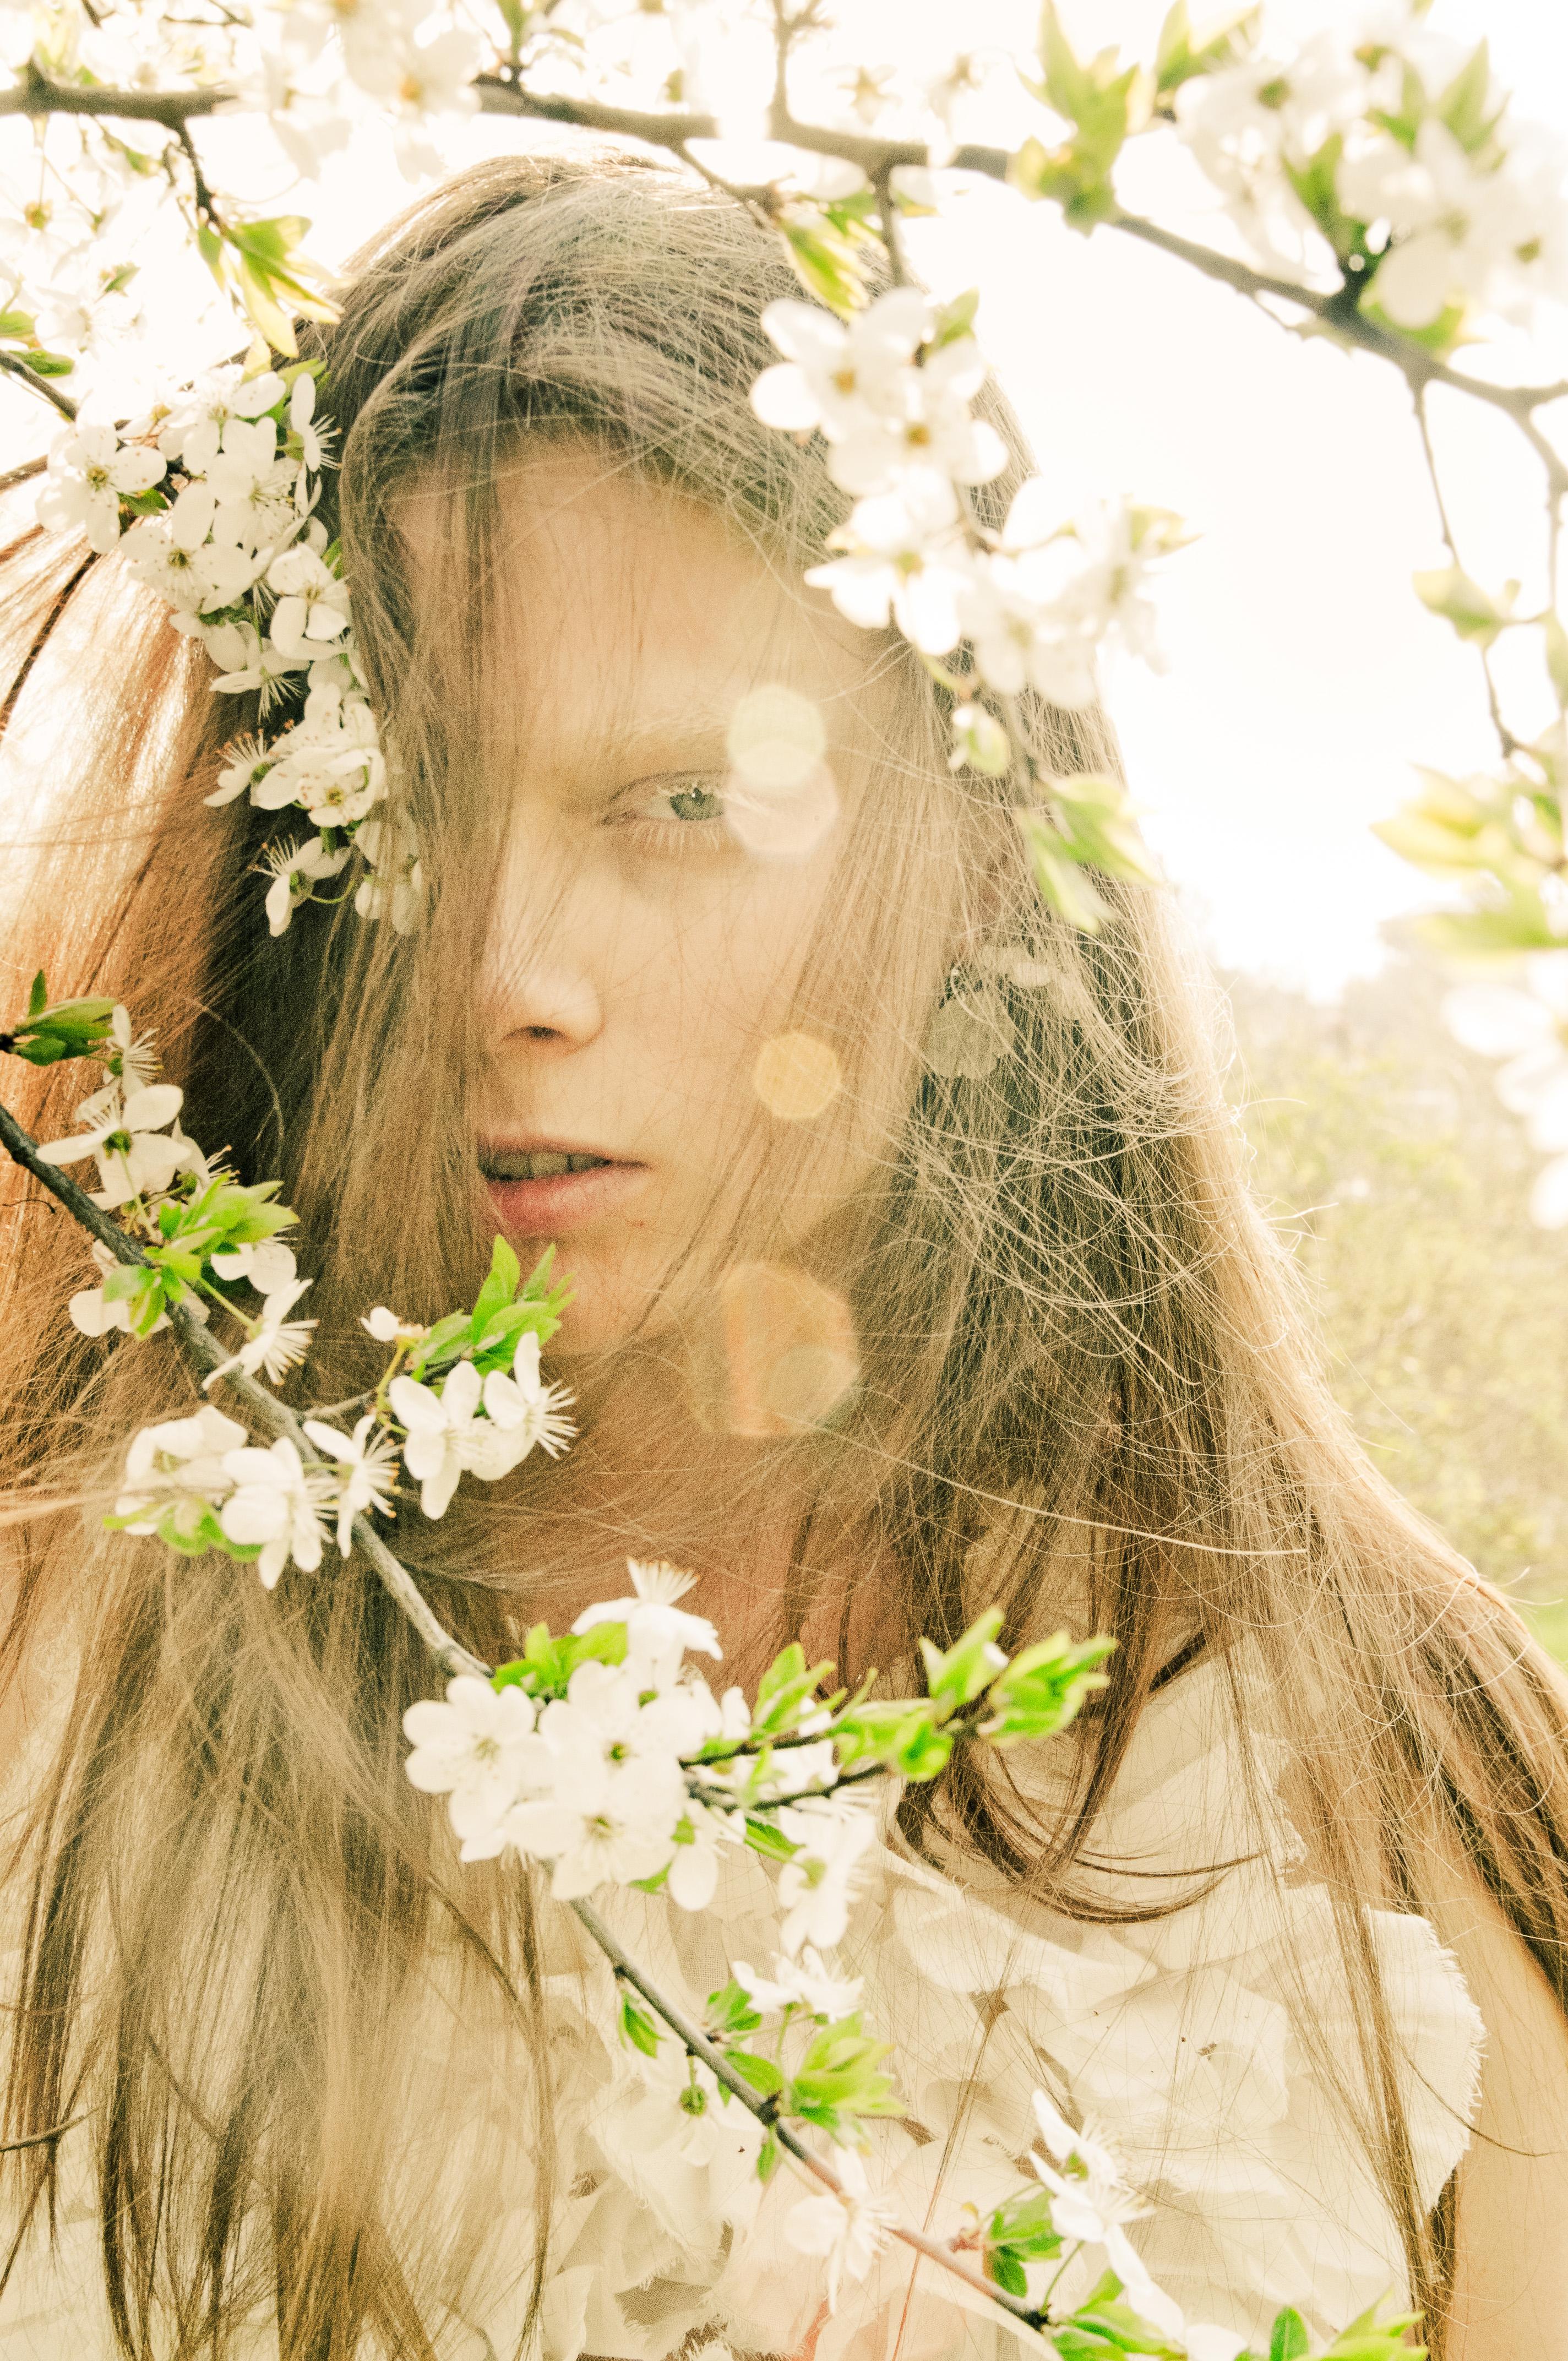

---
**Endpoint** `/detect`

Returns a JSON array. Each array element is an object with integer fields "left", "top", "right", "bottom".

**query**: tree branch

[
  {"left": 569, "top": 1896, "right": 1049, "bottom": 2337},
  {"left": 0, "top": 1097, "right": 489, "bottom": 1679},
  {"left": 0, "top": 348, "right": 78, "bottom": 423}
]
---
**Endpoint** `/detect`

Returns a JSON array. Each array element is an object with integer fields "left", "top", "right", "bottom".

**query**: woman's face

[{"left": 411, "top": 447, "right": 912, "bottom": 1357}]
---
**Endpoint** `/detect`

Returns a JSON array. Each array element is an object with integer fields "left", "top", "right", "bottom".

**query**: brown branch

[
  {"left": 0, "top": 546, "right": 97, "bottom": 742},
  {"left": 0, "top": 347, "right": 78, "bottom": 423},
  {"left": 0, "top": 1096, "right": 489, "bottom": 1680},
  {"left": 0, "top": 455, "right": 48, "bottom": 494},
  {"left": 570, "top": 1896, "right": 1050, "bottom": 2337}
]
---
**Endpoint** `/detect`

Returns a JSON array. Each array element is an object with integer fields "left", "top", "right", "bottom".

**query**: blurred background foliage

[{"left": 1226, "top": 939, "right": 1568, "bottom": 1662}]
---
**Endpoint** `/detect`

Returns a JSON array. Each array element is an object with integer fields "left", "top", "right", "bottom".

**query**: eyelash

[{"left": 610, "top": 775, "right": 730, "bottom": 856}]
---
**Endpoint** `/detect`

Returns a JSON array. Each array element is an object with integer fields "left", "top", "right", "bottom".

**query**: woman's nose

[{"left": 479, "top": 844, "right": 605, "bottom": 1054}]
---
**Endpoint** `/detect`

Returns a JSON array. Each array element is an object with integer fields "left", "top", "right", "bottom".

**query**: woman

[{"left": 0, "top": 148, "right": 1564, "bottom": 2360}]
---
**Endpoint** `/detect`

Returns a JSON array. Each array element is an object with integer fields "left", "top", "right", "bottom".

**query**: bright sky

[{"left": 3, "top": 0, "right": 1565, "bottom": 995}]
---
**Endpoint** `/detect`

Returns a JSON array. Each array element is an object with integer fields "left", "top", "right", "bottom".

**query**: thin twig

[
  {"left": 0, "top": 1099, "right": 488, "bottom": 1679},
  {"left": 1411, "top": 382, "right": 1520, "bottom": 761},
  {"left": 569, "top": 1897, "right": 1049, "bottom": 2337},
  {"left": 0, "top": 454, "right": 47, "bottom": 494}
]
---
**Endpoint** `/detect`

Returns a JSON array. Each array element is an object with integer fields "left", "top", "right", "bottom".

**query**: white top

[{"left": 0, "top": 1656, "right": 1485, "bottom": 2359}]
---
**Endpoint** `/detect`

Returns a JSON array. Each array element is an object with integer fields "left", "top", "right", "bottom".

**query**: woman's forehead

[{"left": 393, "top": 442, "right": 885, "bottom": 754}]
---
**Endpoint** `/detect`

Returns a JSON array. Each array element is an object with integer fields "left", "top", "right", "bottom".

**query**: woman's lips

[{"left": 482, "top": 1157, "right": 649, "bottom": 1236}]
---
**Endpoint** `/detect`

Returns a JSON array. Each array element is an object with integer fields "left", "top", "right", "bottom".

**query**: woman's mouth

[{"left": 480, "top": 1144, "right": 649, "bottom": 1235}]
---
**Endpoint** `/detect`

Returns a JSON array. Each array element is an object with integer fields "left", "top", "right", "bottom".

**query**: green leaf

[
  {"left": 1153, "top": 1, "right": 1259, "bottom": 97},
  {"left": 619, "top": 1993, "right": 661, "bottom": 2056},
  {"left": 725, "top": 2047, "right": 785, "bottom": 2100},
  {"left": 787, "top": 2015, "right": 902, "bottom": 2136},
  {"left": 751, "top": 1643, "right": 835, "bottom": 1737},
  {"left": 981, "top": 1630, "right": 1115, "bottom": 1744},
  {"left": 492, "top": 1617, "right": 628, "bottom": 1698},
  {"left": 919, "top": 1606, "right": 1008, "bottom": 1707},
  {"left": 26, "top": 971, "right": 46, "bottom": 1019},
  {"left": 1435, "top": 39, "right": 1499, "bottom": 156},
  {"left": 986, "top": 2246, "right": 1029, "bottom": 2297},
  {"left": 1269, "top": 2310, "right": 1310, "bottom": 2361},
  {"left": 780, "top": 215, "right": 871, "bottom": 319},
  {"left": 743, "top": 1813, "right": 801, "bottom": 1863},
  {"left": 1412, "top": 563, "right": 1517, "bottom": 647},
  {"left": 706, "top": 1979, "right": 764, "bottom": 2038},
  {"left": 930, "top": 287, "right": 979, "bottom": 347},
  {"left": 1017, "top": 809, "right": 1111, "bottom": 932}
]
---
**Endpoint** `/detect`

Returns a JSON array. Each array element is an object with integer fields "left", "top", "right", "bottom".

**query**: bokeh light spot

[
  {"left": 718, "top": 1262, "right": 861, "bottom": 1437},
  {"left": 752, "top": 1030, "right": 842, "bottom": 1120},
  {"left": 726, "top": 684, "right": 827, "bottom": 790},
  {"left": 726, "top": 759, "right": 840, "bottom": 859}
]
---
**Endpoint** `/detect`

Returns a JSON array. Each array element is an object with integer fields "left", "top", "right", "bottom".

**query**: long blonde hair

[{"left": 1, "top": 148, "right": 1565, "bottom": 2358}]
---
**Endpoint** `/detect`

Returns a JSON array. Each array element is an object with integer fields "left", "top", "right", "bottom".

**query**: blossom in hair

[
  {"left": 388, "top": 1358, "right": 542, "bottom": 1520},
  {"left": 37, "top": 1073, "right": 197, "bottom": 1209},
  {"left": 733, "top": 1947, "right": 863, "bottom": 2020},
  {"left": 301, "top": 1413, "right": 401, "bottom": 1553},
  {"left": 494, "top": 1664, "right": 696, "bottom": 1898},
  {"left": 260, "top": 833, "right": 352, "bottom": 937},
  {"left": 805, "top": 481, "right": 973, "bottom": 655},
  {"left": 113, "top": 1407, "right": 249, "bottom": 1547},
  {"left": 202, "top": 1275, "right": 318, "bottom": 1389},
  {"left": 402, "top": 1676, "right": 549, "bottom": 1862},
  {"left": 217, "top": 1436, "right": 335, "bottom": 1588},
  {"left": 38, "top": 421, "right": 167, "bottom": 553},
  {"left": 573, "top": 1557, "right": 720, "bottom": 1681},
  {"left": 752, "top": 286, "right": 1006, "bottom": 507},
  {"left": 475, "top": 1329, "right": 577, "bottom": 1462}
]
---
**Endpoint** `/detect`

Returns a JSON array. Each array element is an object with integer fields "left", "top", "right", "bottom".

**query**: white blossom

[
  {"left": 208, "top": 1238, "right": 300, "bottom": 1294},
  {"left": 105, "top": 1004, "right": 159, "bottom": 1094},
  {"left": 266, "top": 543, "right": 352, "bottom": 659},
  {"left": 1340, "top": 117, "right": 1565, "bottom": 329},
  {"left": 783, "top": 2147, "right": 897, "bottom": 2311},
  {"left": 733, "top": 1946, "right": 863, "bottom": 2018},
  {"left": 499, "top": 1663, "right": 692, "bottom": 1899},
  {"left": 752, "top": 286, "right": 1005, "bottom": 504},
  {"left": 352, "top": 819, "right": 424, "bottom": 933},
  {"left": 301, "top": 1412, "right": 400, "bottom": 1552},
  {"left": 752, "top": 289, "right": 933, "bottom": 441},
  {"left": 204, "top": 619, "right": 309, "bottom": 706},
  {"left": 219, "top": 1436, "right": 335, "bottom": 1588},
  {"left": 572, "top": 1557, "right": 720, "bottom": 1680},
  {"left": 774, "top": 1797, "right": 878, "bottom": 1955},
  {"left": 388, "top": 1358, "right": 535, "bottom": 1519},
  {"left": 1028, "top": 2088, "right": 1157, "bottom": 2292},
  {"left": 37, "top": 1078, "right": 195, "bottom": 1209},
  {"left": 116, "top": 1406, "right": 248, "bottom": 1538},
  {"left": 805, "top": 482, "right": 973, "bottom": 654},
  {"left": 202, "top": 1276, "right": 317, "bottom": 1389},
  {"left": 478, "top": 1329, "right": 577, "bottom": 1461},
  {"left": 260, "top": 833, "right": 351, "bottom": 936},
  {"left": 37, "top": 421, "right": 166, "bottom": 554},
  {"left": 665, "top": 1797, "right": 738, "bottom": 1911},
  {"left": 402, "top": 1675, "right": 549, "bottom": 1862}
]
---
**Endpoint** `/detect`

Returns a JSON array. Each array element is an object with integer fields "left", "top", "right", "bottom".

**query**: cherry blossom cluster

[
  {"left": 1171, "top": 17, "right": 1568, "bottom": 331},
  {"left": 36, "top": 362, "right": 421, "bottom": 940},
  {"left": 752, "top": 286, "right": 1186, "bottom": 726},
  {"left": 26, "top": 997, "right": 573, "bottom": 1573}
]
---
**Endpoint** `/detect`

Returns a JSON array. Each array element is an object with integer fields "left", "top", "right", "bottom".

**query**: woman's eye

[{"left": 649, "top": 780, "right": 725, "bottom": 824}]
